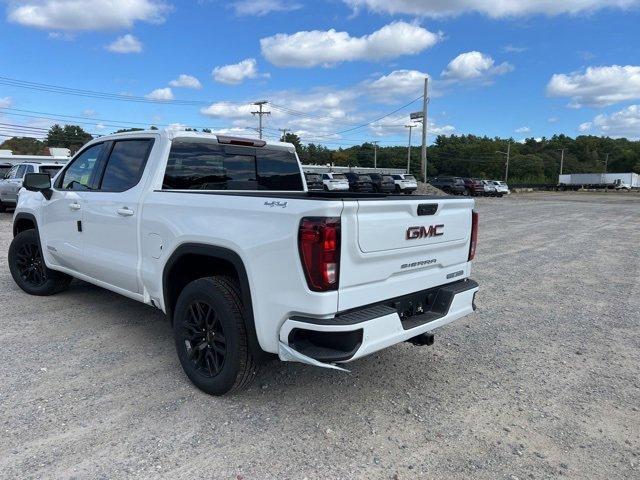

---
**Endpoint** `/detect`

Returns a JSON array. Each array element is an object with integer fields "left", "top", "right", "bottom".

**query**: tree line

[
  {"left": 3, "top": 125, "right": 639, "bottom": 184},
  {"left": 285, "top": 133, "right": 640, "bottom": 184}
]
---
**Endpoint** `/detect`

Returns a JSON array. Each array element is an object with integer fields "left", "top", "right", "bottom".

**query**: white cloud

[
  {"left": 368, "top": 113, "right": 455, "bottom": 137},
  {"left": 364, "top": 70, "right": 430, "bottom": 102},
  {"left": 145, "top": 87, "right": 173, "bottom": 100},
  {"left": 579, "top": 105, "right": 640, "bottom": 139},
  {"left": 547, "top": 65, "right": 640, "bottom": 108},
  {"left": 342, "top": 0, "right": 640, "bottom": 18},
  {"left": 106, "top": 34, "right": 142, "bottom": 54},
  {"left": 200, "top": 103, "right": 256, "bottom": 119},
  {"left": 548, "top": 117, "right": 559, "bottom": 123},
  {"left": 231, "top": 0, "right": 301, "bottom": 16},
  {"left": 212, "top": 58, "right": 266, "bottom": 85},
  {"left": 515, "top": 126, "right": 531, "bottom": 133},
  {"left": 169, "top": 74, "right": 202, "bottom": 89},
  {"left": 260, "top": 21, "right": 442, "bottom": 68},
  {"left": 442, "top": 51, "right": 513, "bottom": 82},
  {"left": 82, "top": 109, "right": 96, "bottom": 117},
  {"left": 0, "top": 97, "right": 13, "bottom": 108},
  {"left": 8, "top": 0, "right": 171, "bottom": 31}
]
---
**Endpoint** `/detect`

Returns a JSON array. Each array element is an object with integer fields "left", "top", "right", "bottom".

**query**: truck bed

[{"left": 154, "top": 190, "right": 449, "bottom": 201}]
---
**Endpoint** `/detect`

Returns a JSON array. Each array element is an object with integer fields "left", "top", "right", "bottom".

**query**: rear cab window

[{"left": 163, "top": 138, "right": 303, "bottom": 191}]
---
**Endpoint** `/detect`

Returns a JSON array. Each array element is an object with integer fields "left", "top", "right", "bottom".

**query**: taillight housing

[
  {"left": 468, "top": 211, "right": 479, "bottom": 261},
  {"left": 298, "top": 217, "right": 341, "bottom": 292}
]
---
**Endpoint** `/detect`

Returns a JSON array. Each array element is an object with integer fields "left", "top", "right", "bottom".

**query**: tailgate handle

[{"left": 417, "top": 204, "right": 438, "bottom": 216}]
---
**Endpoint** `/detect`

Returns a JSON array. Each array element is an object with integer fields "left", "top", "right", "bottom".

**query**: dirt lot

[{"left": 1, "top": 192, "right": 639, "bottom": 479}]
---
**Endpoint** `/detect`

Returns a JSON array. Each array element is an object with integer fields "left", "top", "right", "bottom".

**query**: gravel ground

[{"left": 1, "top": 191, "right": 639, "bottom": 479}]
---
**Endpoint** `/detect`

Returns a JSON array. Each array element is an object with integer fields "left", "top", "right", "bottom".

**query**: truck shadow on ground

[{"left": 53, "top": 278, "right": 455, "bottom": 405}]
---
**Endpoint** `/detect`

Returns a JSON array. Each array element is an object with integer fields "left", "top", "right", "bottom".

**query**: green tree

[
  {"left": 0, "top": 137, "right": 47, "bottom": 155},
  {"left": 46, "top": 124, "right": 93, "bottom": 153}
]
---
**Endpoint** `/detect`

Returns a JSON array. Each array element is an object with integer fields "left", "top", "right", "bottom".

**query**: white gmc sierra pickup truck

[{"left": 8, "top": 130, "right": 479, "bottom": 395}]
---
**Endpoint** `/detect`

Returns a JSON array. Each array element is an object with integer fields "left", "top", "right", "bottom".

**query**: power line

[
  {"left": 0, "top": 75, "right": 244, "bottom": 107},
  {"left": 0, "top": 106, "right": 229, "bottom": 131},
  {"left": 319, "top": 94, "right": 425, "bottom": 138}
]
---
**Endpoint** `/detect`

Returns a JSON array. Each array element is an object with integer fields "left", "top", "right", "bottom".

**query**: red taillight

[
  {"left": 298, "top": 217, "right": 341, "bottom": 292},
  {"left": 468, "top": 211, "right": 479, "bottom": 261}
]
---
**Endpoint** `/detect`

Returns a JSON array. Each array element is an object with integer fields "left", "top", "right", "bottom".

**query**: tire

[
  {"left": 463, "top": 188, "right": 470, "bottom": 196},
  {"left": 8, "top": 229, "right": 72, "bottom": 296},
  {"left": 0, "top": 201, "right": 5, "bottom": 213},
  {"left": 173, "top": 276, "right": 258, "bottom": 395}
]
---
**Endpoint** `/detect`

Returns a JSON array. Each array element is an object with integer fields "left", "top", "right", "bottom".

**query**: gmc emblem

[{"left": 406, "top": 224, "right": 444, "bottom": 240}]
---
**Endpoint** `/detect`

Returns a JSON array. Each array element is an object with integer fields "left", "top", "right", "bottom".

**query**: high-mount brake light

[
  {"left": 216, "top": 135, "right": 266, "bottom": 147},
  {"left": 298, "top": 217, "right": 341, "bottom": 292},
  {"left": 468, "top": 211, "right": 479, "bottom": 261}
]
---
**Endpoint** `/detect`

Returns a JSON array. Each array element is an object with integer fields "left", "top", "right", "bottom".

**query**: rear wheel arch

[{"left": 162, "top": 244, "right": 265, "bottom": 359}]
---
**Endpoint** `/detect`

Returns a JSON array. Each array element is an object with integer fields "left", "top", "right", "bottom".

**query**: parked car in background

[
  {"left": 429, "top": 177, "right": 466, "bottom": 195},
  {"left": 344, "top": 172, "right": 374, "bottom": 192},
  {"left": 491, "top": 181, "right": 510, "bottom": 196},
  {"left": 480, "top": 180, "right": 497, "bottom": 197},
  {"left": 304, "top": 173, "right": 324, "bottom": 191},
  {"left": 463, "top": 178, "right": 485, "bottom": 196},
  {"left": 321, "top": 172, "right": 350, "bottom": 191},
  {"left": 368, "top": 173, "right": 396, "bottom": 193},
  {"left": 391, "top": 173, "right": 418, "bottom": 194},
  {"left": 0, "top": 162, "right": 64, "bottom": 212}
]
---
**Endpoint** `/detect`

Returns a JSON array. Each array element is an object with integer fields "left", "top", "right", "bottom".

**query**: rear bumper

[{"left": 278, "top": 278, "right": 478, "bottom": 365}]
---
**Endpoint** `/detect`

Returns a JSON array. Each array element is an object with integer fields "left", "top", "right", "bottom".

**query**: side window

[
  {"left": 322, "top": 174, "right": 329, "bottom": 180},
  {"left": 58, "top": 143, "right": 104, "bottom": 190},
  {"left": 256, "top": 150, "right": 303, "bottom": 191},
  {"left": 6, "top": 165, "right": 19, "bottom": 179},
  {"left": 163, "top": 140, "right": 257, "bottom": 190},
  {"left": 15, "top": 165, "right": 27, "bottom": 179},
  {"left": 24, "top": 165, "right": 35, "bottom": 175},
  {"left": 100, "top": 139, "right": 152, "bottom": 192}
]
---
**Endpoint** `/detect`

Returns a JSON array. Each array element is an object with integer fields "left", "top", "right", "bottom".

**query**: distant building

[{"left": 0, "top": 147, "right": 71, "bottom": 167}]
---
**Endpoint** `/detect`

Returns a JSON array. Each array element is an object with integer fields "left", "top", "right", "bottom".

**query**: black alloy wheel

[
  {"left": 173, "top": 276, "right": 258, "bottom": 395},
  {"left": 8, "top": 229, "right": 72, "bottom": 296},
  {"left": 181, "top": 301, "right": 227, "bottom": 378},
  {"left": 15, "top": 241, "right": 47, "bottom": 287}
]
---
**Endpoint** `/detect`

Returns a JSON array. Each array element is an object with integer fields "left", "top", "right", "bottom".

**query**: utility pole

[
  {"left": 558, "top": 148, "right": 565, "bottom": 176},
  {"left": 278, "top": 128, "right": 288, "bottom": 142},
  {"left": 251, "top": 101, "right": 270, "bottom": 139},
  {"left": 405, "top": 124, "right": 415, "bottom": 173},
  {"left": 372, "top": 141, "right": 379, "bottom": 169},
  {"left": 420, "top": 77, "right": 429, "bottom": 182},
  {"left": 496, "top": 141, "right": 511, "bottom": 182}
]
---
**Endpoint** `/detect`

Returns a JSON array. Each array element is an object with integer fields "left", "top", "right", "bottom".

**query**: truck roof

[{"left": 90, "top": 129, "right": 296, "bottom": 152}]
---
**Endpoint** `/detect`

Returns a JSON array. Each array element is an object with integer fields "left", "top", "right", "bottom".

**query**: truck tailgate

[{"left": 338, "top": 197, "right": 474, "bottom": 311}]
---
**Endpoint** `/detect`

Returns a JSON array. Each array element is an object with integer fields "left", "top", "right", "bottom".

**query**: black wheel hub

[
  {"left": 182, "top": 301, "right": 226, "bottom": 377},
  {"left": 15, "top": 242, "right": 47, "bottom": 287}
]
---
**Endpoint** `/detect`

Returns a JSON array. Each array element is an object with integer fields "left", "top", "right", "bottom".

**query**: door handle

[
  {"left": 116, "top": 207, "right": 134, "bottom": 217},
  {"left": 69, "top": 202, "right": 81, "bottom": 211}
]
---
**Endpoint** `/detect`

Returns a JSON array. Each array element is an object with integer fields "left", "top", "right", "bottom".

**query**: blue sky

[{"left": 1, "top": 0, "right": 640, "bottom": 147}]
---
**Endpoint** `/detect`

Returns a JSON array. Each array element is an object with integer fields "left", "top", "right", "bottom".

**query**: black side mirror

[{"left": 23, "top": 173, "right": 53, "bottom": 200}]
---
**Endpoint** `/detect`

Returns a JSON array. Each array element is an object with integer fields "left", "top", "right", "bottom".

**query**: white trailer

[{"left": 558, "top": 173, "right": 639, "bottom": 189}]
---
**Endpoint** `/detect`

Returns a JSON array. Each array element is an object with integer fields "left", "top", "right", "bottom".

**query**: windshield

[{"left": 404, "top": 175, "right": 416, "bottom": 181}]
